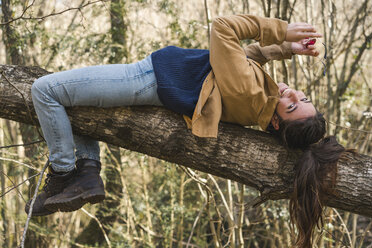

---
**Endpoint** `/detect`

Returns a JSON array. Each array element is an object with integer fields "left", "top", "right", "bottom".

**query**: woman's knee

[{"left": 31, "top": 75, "right": 53, "bottom": 98}]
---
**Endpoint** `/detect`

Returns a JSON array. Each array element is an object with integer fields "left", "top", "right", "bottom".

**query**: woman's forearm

[{"left": 243, "top": 42, "right": 293, "bottom": 65}]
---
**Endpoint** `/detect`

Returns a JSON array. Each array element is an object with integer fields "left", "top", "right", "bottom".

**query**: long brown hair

[{"left": 267, "top": 111, "right": 346, "bottom": 248}]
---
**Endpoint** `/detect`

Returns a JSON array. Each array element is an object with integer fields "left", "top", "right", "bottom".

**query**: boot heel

[
  {"left": 82, "top": 188, "right": 105, "bottom": 204},
  {"left": 85, "top": 194, "right": 105, "bottom": 204}
]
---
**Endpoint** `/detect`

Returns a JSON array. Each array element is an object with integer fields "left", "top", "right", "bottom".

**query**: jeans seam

[
  {"left": 48, "top": 68, "right": 153, "bottom": 91},
  {"left": 48, "top": 78, "right": 123, "bottom": 91},
  {"left": 33, "top": 84, "right": 72, "bottom": 168},
  {"left": 33, "top": 86, "right": 62, "bottom": 151},
  {"left": 135, "top": 80, "right": 157, "bottom": 96},
  {"left": 32, "top": 84, "right": 53, "bottom": 103}
]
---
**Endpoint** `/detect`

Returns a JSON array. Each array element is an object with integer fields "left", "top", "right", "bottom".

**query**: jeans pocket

[
  {"left": 135, "top": 80, "right": 157, "bottom": 97},
  {"left": 133, "top": 80, "right": 160, "bottom": 105}
]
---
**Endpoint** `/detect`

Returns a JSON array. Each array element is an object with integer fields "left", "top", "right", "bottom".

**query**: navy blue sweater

[{"left": 151, "top": 46, "right": 211, "bottom": 117}]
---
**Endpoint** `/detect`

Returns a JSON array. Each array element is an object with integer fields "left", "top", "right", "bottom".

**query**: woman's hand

[
  {"left": 285, "top": 22, "right": 322, "bottom": 42},
  {"left": 291, "top": 40, "right": 320, "bottom": 57}
]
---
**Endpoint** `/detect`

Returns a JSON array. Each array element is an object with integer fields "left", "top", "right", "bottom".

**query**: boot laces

[
  {"left": 42, "top": 173, "right": 65, "bottom": 195},
  {"left": 42, "top": 173, "right": 54, "bottom": 194}
]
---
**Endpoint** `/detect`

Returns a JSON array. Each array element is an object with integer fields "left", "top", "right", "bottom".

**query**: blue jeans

[{"left": 31, "top": 55, "right": 162, "bottom": 172}]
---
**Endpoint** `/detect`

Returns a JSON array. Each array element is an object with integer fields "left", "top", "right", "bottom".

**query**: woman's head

[
  {"left": 268, "top": 110, "right": 326, "bottom": 150},
  {"left": 275, "top": 83, "right": 317, "bottom": 122},
  {"left": 267, "top": 86, "right": 346, "bottom": 248},
  {"left": 269, "top": 83, "right": 326, "bottom": 149}
]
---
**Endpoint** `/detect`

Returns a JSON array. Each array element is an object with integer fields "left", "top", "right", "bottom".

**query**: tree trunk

[
  {"left": 109, "top": 0, "right": 128, "bottom": 64},
  {"left": 0, "top": 64, "right": 372, "bottom": 218},
  {"left": 1, "top": 0, "right": 23, "bottom": 65}
]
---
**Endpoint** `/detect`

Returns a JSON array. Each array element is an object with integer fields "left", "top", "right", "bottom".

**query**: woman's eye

[{"left": 287, "top": 103, "right": 295, "bottom": 109}]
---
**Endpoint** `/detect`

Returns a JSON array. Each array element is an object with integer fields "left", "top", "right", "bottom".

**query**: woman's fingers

[
  {"left": 286, "top": 22, "right": 322, "bottom": 42},
  {"left": 306, "top": 48, "right": 320, "bottom": 56},
  {"left": 306, "top": 45, "right": 316, "bottom": 50},
  {"left": 291, "top": 40, "right": 320, "bottom": 57},
  {"left": 297, "top": 25, "right": 317, "bottom": 32},
  {"left": 301, "top": 49, "right": 318, "bottom": 57},
  {"left": 300, "top": 32, "right": 322, "bottom": 38},
  {"left": 307, "top": 49, "right": 319, "bottom": 56}
]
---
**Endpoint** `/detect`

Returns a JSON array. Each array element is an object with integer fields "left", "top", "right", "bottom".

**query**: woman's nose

[{"left": 289, "top": 90, "right": 299, "bottom": 101}]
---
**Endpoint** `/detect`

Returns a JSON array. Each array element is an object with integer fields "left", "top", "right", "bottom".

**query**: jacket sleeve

[
  {"left": 243, "top": 42, "right": 293, "bottom": 66},
  {"left": 210, "top": 15, "right": 288, "bottom": 95}
]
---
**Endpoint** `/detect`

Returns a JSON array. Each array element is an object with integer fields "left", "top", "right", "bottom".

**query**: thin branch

[
  {"left": 208, "top": 175, "right": 234, "bottom": 223},
  {"left": 0, "top": 0, "right": 36, "bottom": 25},
  {"left": 357, "top": 220, "right": 372, "bottom": 248},
  {"left": 321, "top": 227, "right": 351, "bottom": 248},
  {"left": 0, "top": 139, "right": 44, "bottom": 149},
  {"left": 333, "top": 208, "right": 352, "bottom": 247},
  {"left": 0, "top": 172, "right": 39, "bottom": 199},
  {"left": 81, "top": 207, "right": 112, "bottom": 248},
  {"left": 326, "top": 121, "right": 372, "bottom": 134},
  {"left": 339, "top": 31, "right": 372, "bottom": 95},
  {"left": 45, "top": 0, "right": 86, "bottom": 68},
  {"left": 261, "top": 0, "right": 267, "bottom": 17},
  {"left": 204, "top": 0, "right": 210, "bottom": 43},
  {"left": 0, "top": 0, "right": 108, "bottom": 25},
  {"left": 288, "top": 0, "right": 298, "bottom": 22},
  {"left": 19, "top": 159, "right": 49, "bottom": 248},
  {"left": 186, "top": 201, "right": 207, "bottom": 248},
  {"left": 338, "top": 0, "right": 369, "bottom": 90},
  {"left": 1, "top": 171, "right": 27, "bottom": 203},
  {"left": 0, "top": 157, "right": 40, "bottom": 171}
]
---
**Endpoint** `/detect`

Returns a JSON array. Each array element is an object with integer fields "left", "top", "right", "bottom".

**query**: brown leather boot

[
  {"left": 44, "top": 159, "right": 105, "bottom": 212},
  {"left": 25, "top": 167, "right": 75, "bottom": 216}
]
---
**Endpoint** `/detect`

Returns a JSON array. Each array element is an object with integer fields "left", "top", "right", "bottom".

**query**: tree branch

[
  {"left": 19, "top": 159, "right": 49, "bottom": 248},
  {"left": 0, "top": 0, "right": 107, "bottom": 25},
  {"left": 0, "top": 64, "right": 371, "bottom": 219}
]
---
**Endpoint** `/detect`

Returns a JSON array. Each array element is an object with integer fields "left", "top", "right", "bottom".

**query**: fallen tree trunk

[{"left": 1, "top": 64, "right": 371, "bottom": 218}]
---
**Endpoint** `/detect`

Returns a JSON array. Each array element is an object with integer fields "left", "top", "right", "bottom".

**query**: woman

[{"left": 26, "top": 14, "right": 347, "bottom": 248}]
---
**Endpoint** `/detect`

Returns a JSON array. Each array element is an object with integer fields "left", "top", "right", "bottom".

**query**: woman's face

[{"left": 276, "top": 83, "right": 316, "bottom": 121}]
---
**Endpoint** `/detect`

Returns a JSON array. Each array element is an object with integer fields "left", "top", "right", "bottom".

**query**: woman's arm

[
  {"left": 210, "top": 14, "right": 321, "bottom": 94},
  {"left": 243, "top": 40, "right": 320, "bottom": 66},
  {"left": 243, "top": 42, "right": 293, "bottom": 66},
  {"left": 210, "top": 15, "right": 289, "bottom": 94}
]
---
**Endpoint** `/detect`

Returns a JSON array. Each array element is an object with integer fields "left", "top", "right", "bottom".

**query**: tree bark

[{"left": 1, "top": 64, "right": 371, "bottom": 218}]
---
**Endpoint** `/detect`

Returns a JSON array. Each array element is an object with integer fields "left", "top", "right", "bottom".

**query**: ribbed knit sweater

[{"left": 151, "top": 46, "right": 211, "bottom": 117}]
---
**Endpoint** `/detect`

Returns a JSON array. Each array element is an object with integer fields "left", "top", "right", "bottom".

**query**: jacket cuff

[
  {"left": 260, "top": 18, "right": 288, "bottom": 47},
  {"left": 280, "top": 41, "right": 293, "bottom": 59},
  {"left": 258, "top": 41, "right": 293, "bottom": 62}
]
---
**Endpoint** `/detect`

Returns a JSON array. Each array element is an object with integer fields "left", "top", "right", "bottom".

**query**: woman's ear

[{"left": 271, "top": 113, "right": 280, "bottom": 130}]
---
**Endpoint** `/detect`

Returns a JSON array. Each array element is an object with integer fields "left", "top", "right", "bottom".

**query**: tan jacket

[{"left": 184, "top": 15, "right": 292, "bottom": 137}]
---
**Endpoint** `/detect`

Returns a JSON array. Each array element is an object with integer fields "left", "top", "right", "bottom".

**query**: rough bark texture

[{"left": 1, "top": 64, "right": 371, "bottom": 218}]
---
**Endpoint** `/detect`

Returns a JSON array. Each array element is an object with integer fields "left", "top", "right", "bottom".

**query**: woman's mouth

[
  {"left": 280, "top": 87, "right": 288, "bottom": 95},
  {"left": 280, "top": 88, "right": 291, "bottom": 96},
  {"left": 278, "top": 83, "right": 289, "bottom": 96},
  {"left": 279, "top": 87, "right": 290, "bottom": 96}
]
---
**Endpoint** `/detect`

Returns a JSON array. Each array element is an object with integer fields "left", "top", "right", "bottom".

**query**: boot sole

[
  {"left": 44, "top": 188, "right": 105, "bottom": 212},
  {"left": 25, "top": 208, "right": 57, "bottom": 217}
]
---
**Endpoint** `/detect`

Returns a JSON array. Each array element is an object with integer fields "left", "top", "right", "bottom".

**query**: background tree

[{"left": 0, "top": 0, "right": 371, "bottom": 247}]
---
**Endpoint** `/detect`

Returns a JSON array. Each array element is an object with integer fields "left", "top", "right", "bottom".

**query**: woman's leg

[{"left": 31, "top": 55, "right": 162, "bottom": 172}]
